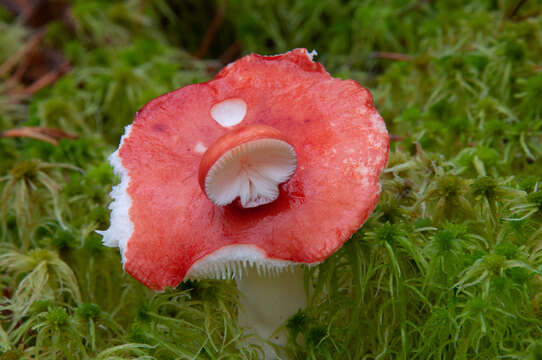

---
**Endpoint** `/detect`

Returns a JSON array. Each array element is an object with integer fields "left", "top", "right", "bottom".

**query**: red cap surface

[{"left": 102, "top": 49, "right": 389, "bottom": 290}]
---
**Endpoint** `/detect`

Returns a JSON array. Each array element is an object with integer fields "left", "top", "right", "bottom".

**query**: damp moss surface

[{"left": 1, "top": 1, "right": 542, "bottom": 359}]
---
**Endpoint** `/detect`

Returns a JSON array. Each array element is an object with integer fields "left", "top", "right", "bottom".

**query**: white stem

[{"left": 236, "top": 266, "right": 307, "bottom": 359}]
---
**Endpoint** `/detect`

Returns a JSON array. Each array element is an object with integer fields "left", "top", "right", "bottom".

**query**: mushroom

[{"left": 99, "top": 49, "right": 389, "bottom": 357}]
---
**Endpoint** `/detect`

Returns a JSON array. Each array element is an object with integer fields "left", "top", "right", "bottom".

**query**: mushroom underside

[
  {"left": 204, "top": 138, "right": 297, "bottom": 208},
  {"left": 185, "top": 244, "right": 304, "bottom": 280}
]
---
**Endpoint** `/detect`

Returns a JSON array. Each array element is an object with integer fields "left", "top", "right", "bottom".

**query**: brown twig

[
  {"left": 17, "top": 62, "right": 70, "bottom": 96},
  {"left": 1, "top": 127, "right": 78, "bottom": 145},
  {"left": 0, "top": 30, "right": 44, "bottom": 77},
  {"left": 371, "top": 52, "right": 414, "bottom": 62},
  {"left": 219, "top": 40, "right": 241, "bottom": 65},
  {"left": 9, "top": 48, "right": 34, "bottom": 83},
  {"left": 195, "top": 5, "right": 225, "bottom": 59},
  {"left": 509, "top": 0, "right": 529, "bottom": 18}
]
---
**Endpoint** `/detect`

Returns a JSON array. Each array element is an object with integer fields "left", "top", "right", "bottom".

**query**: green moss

[
  {"left": 30, "top": 300, "right": 54, "bottom": 314},
  {"left": 433, "top": 229, "right": 457, "bottom": 253},
  {"left": 46, "top": 307, "right": 69, "bottom": 327},
  {"left": 495, "top": 242, "right": 519, "bottom": 260},
  {"left": 51, "top": 229, "right": 78, "bottom": 250},
  {"left": 76, "top": 303, "right": 101, "bottom": 320},
  {"left": 0, "top": 0, "right": 541, "bottom": 358},
  {"left": 483, "top": 254, "right": 506, "bottom": 276},
  {"left": 471, "top": 176, "right": 498, "bottom": 199},
  {"left": 528, "top": 191, "right": 542, "bottom": 210},
  {"left": 287, "top": 309, "right": 309, "bottom": 337},
  {"left": 306, "top": 325, "right": 327, "bottom": 347}
]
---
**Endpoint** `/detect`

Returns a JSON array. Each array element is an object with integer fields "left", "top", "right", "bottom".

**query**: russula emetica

[{"left": 99, "top": 48, "right": 389, "bottom": 357}]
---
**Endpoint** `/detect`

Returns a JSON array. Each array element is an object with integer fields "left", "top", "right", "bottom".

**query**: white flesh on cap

[
  {"left": 211, "top": 98, "right": 247, "bottom": 127},
  {"left": 97, "top": 124, "right": 133, "bottom": 265},
  {"left": 204, "top": 138, "right": 297, "bottom": 208}
]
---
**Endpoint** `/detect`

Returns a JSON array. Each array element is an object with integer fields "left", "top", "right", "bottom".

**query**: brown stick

[
  {"left": 195, "top": 6, "right": 225, "bottom": 59},
  {"left": 219, "top": 40, "right": 241, "bottom": 65},
  {"left": 371, "top": 52, "right": 414, "bottom": 62},
  {"left": 9, "top": 62, "right": 70, "bottom": 97},
  {"left": 1, "top": 127, "right": 77, "bottom": 145},
  {"left": 509, "top": 0, "right": 529, "bottom": 18},
  {"left": 0, "top": 30, "right": 44, "bottom": 77}
]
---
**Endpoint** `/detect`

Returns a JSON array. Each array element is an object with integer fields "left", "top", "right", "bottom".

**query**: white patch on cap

[
  {"left": 210, "top": 98, "right": 247, "bottom": 127},
  {"left": 194, "top": 142, "right": 207, "bottom": 154},
  {"left": 370, "top": 113, "right": 388, "bottom": 133},
  {"left": 186, "top": 244, "right": 301, "bottom": 280},
  {"left": 307, "top": 49, "right": 318, "bottom": 61},
  {"left": 204, "top": 138, "right": 297, "bottom": 208},
  {"left": 96, "top": 124, "right": 134, "bottom": 265},
  {"left": 355, "top": 164, "right": 372, "bottom": 187}
]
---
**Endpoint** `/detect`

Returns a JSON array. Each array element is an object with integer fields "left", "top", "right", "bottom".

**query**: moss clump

[
  {"left": 0, "top": 0, "right": 541, "bottom": 359},
  {"left": 471, "top": 176, "right": 498, "bottom": 199},
  {"left": 76, "top": 303, "right": 101, "bottom": 320},
  {"left": 46, "top": 307, "right": 69, "bottom": 327},
  {"left": 483, "top": 254, "right": 506, "bottom": 276},
  {"left": 528, "top": 191, "right": 542, "bottom": 210}
]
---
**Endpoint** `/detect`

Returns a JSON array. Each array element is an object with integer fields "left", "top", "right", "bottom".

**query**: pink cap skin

[{"left": 100, "top": 49, "right": 389, "bottom": 290}]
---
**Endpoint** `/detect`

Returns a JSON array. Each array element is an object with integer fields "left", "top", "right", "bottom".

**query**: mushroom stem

[{"left": 237, "top": 266, "right": 306, "bottom": 359}]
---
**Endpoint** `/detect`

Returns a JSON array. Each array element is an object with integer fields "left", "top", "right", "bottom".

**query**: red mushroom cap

[{"left": 100, "top": 49, "right": 389, "bottom": 290}]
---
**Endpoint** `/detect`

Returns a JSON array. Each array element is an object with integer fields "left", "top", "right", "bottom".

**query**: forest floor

[{"left": 1, "top": 0, "right": 542, "bottom": 359}]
